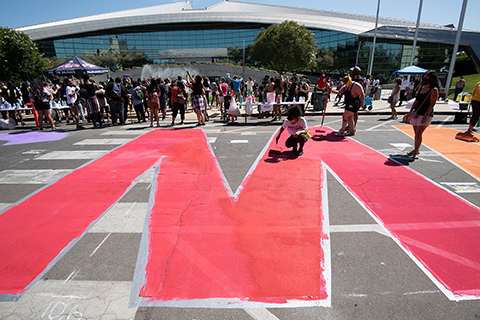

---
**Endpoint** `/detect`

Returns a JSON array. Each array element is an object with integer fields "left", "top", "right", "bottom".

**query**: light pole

[
  {"left": 367, "top": 0, "right": 381, "bottom": 76},
  {"left": 445, "top": 0, "right": 469, "bottom": 98},
  {"left": 409, "top": 0, "right": 424, "bottom": 66}
]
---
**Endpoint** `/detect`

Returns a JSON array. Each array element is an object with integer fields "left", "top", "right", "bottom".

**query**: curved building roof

[{"left": 17, "top": 0, "right": 456, "bottom": 41}]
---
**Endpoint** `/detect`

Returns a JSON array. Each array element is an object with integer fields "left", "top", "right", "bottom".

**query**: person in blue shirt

[{"left": 227, "top": 73, "right": 243, "bottom": 102}]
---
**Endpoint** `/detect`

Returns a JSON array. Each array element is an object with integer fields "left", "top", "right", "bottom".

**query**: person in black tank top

[
  {"left": 406, "top": 70, "right": 439, "bottom": 159},
  {"left": 331, "top": 75, "right": 364, "bottom": 136}
]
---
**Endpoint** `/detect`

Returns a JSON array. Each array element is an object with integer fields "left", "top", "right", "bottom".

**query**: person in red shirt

[{"left": 315, "top": 74, "right": 326, "bottom": 90}]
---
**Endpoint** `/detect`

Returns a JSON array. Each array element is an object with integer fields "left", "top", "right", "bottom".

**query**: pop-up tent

[
  {"left": 43, "top": 55, "right": 108, "bottom": 76},
  {"left": 392, "top": 65, "right": 428, "bottom": 75}
]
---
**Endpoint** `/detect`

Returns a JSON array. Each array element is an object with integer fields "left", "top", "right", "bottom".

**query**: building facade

[{"left": 17, "top": 1, "right": 480, "bottom": 76}]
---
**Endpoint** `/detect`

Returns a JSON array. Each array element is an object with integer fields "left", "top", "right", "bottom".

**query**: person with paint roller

[
  {"left": 275, "top": 105, "right": 309, "bottom": 157},
  {"left": 331, "top": 74, "right": 364, "bottom": 136}
]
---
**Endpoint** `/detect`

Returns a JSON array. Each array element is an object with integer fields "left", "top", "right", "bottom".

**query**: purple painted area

[{"left": 0, "top": 132, "right": 68, "bottom": 146}]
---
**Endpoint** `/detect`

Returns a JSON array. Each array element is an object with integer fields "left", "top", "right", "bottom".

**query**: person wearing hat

[
  {"left": 348, "top": 66, "right": 365, "bottom": 131},
  {"left": 315, "top": 74, "right": 326, "bottom": 91},
  {"left": 331, "top": 72, "right": 364, "bottom": 136}
]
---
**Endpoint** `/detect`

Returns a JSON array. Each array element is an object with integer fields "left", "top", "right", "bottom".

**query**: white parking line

[
  {"left": 244, "top": 308, "right": 280, "bottom": 320},
  {"left": 365, "top": 120, "right": 396, "bottom": 131},
  {"left": 0, "top": 169, "right": 71, "bottom": 184},
  {"left": 74, "top": 139, "right": 132, "bottom": 145},
  {"left": 35, "top": 151, "right": 108, "bottom": 160},
  {"left": 436, "top": 116, "right": 454, "bottom": 128},
  {"left": 100, "top": 131, "right": 146, "bottom": 135}
]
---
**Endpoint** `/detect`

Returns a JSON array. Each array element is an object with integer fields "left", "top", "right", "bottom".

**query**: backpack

[
  {"left": 150, "top": 91, "right": 159, "bottom": 105},
  {"left": 176, "top": 87, "right": 186, "bottom": 104},
  {"left": 111, "top": 82, "right": 122, "bottom": 98},
  {"left": 133, "top": 87, "right": 144, "bottom": 100}
]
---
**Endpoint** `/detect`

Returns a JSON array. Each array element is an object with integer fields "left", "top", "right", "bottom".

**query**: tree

[
  {"left": 250, "top": 20, "right": 316, "bottom": 75},
  {"left": 0, "top": 27, "right": 47, "bottom": 81},
  {"left": 43, "top": 56, "right": 67, "bottom": 70},
  {"left": 454, "top": 52, "right": 476, "bottom": 76},
  {"left": 228, "top": 46, "right": 243, "bottom": 64},
  {"left": 416, "top": 47, "right": 449, "bottom": 71},
  {"left": 316, "top": 49, "right": 336, "bottom": 72}
]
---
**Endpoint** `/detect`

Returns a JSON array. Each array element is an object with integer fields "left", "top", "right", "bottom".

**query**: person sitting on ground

[{"left": 275, "top": 105, "right": 309, "bottom": 157}]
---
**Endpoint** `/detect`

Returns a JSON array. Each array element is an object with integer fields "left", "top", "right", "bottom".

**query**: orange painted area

[{"left": 395, "top": 126, "right": 480, "bottom": 179}]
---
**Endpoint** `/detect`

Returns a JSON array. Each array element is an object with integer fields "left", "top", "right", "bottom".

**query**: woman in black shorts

[
  {"left": 331, "top": 76, "right": 364, "bottom": 136},
  {"left": 29, "top": 79, "right": 56, "bottom": 130}
]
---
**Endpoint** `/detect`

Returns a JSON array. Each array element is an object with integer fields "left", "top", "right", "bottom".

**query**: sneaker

[
  {"left": 179, "top": 121, "right": 184, "bottom": 125},
  {"left": 335, "top": 131, "right": 346, "bottom": 136},
  {"left": 156, "top": 123, "right": 160, "bottom": 127},
  {"left": 393, "top": 116, "right": 398, "bottom": 120},
  {"left": 297, "top": 150, "right": 304, "bottom": 156},
  {"left": 345, "top": 130, "right": 356, "bottom": 136},
  {"left": 162, "top": 116, "right": 166, "bottom": 121},
  {"left": 149, "top": 123, "right": 153, "bottom": 128},
  {"left": 76, "top": 125, "right": 85, "bottom": 130}
]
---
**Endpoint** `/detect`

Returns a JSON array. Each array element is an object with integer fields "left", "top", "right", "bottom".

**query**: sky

[{"left": 1, "top": 0, "right": 479, "bottom": 31}]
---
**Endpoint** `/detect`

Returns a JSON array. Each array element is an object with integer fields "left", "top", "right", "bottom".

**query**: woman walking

[
  {"left": 331, "top": 75, "right": 364, "bottom": 136},
  {"left": 387, "top": 78, "right": 401, "bottom": 120},
  {"left": 406, "top": 70, "right": 439, "bottom": 159}
]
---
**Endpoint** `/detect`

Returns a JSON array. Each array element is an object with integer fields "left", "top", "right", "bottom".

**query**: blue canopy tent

[
  {"left": 392, "top": 65, "right": 428, "bottom": 75},
  {"left": 43, "top": 55, "right": 108, "bottom": 76}
]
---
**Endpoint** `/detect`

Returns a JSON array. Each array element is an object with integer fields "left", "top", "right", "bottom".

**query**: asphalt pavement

[{"left": 0, "top": 98, "right": 479, "bottom": 320}]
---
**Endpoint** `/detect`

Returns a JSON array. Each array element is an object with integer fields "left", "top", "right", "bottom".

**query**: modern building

[{"left": 17, "top": 0, "right": 480, "bottom": 76}]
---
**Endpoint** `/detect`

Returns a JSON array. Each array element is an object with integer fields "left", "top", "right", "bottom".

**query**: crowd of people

[
  {"left": 0, "top": 72, "right": 320, "bottom": 129},
  {"left": 1, "top": 67, "right": 478, "bottom": 160}
]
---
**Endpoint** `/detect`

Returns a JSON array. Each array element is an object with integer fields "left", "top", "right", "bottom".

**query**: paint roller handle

[{"left": 276, "top": 127, "right": 284, "bottom": 144}]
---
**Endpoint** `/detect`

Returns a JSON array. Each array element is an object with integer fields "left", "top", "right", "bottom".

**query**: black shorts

[
  {"left": 34, "top": 102, "right": 50, "bottom": 111},
  {"left": 345, "top": 103, "right": 360, "bottom": 113}
]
